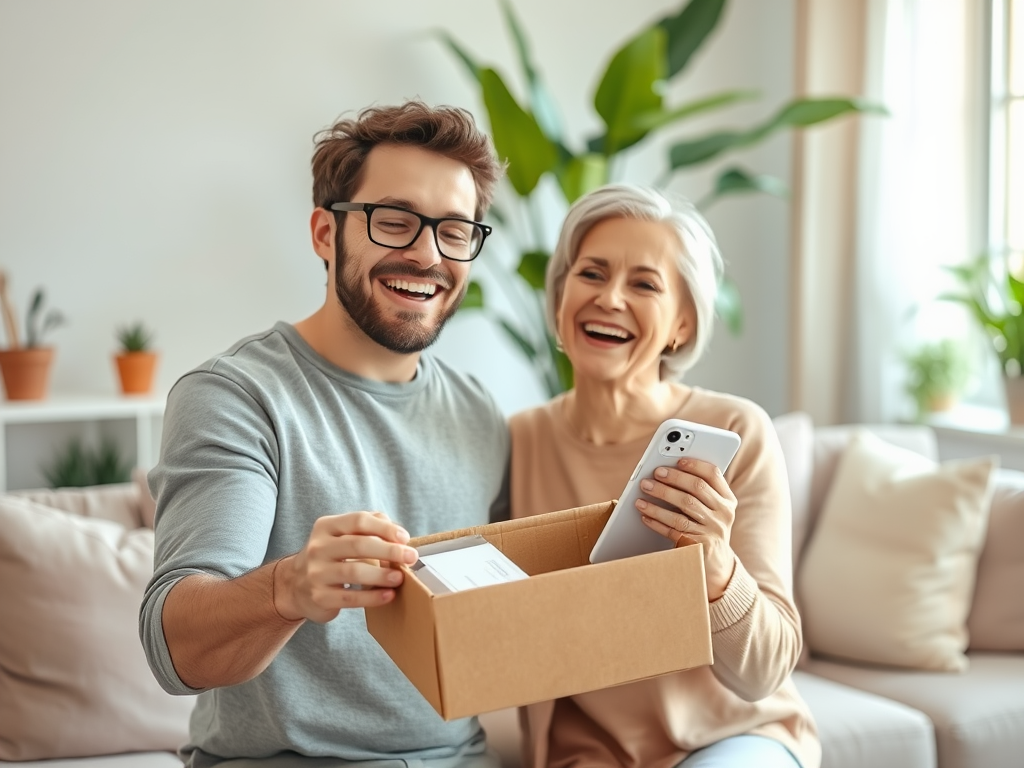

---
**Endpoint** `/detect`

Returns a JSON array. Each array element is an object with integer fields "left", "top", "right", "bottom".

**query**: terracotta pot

[
  {"left": 0, "top": 347, "right": 55, "bottom": 400},
  {"left": 1003, "top": 375, "right": 1024, "bottom": 426},
  {"left": 926, "top": 392, "right": 957, "bottom": 413},
  {"left": 115, "top": 351, "right": 158, "bottom": 395}
]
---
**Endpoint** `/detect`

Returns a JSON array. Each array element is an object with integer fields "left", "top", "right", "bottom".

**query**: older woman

[{"left": 509, "top": 184, "right": 819, "bottom": 768}]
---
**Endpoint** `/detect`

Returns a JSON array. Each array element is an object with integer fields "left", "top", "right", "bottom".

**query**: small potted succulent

[
  {"left": 902, "top": 339, "right": 972, "bottom": 420},
  {"left": 0, "top": 271, "right": 67, "bottom": 400},
  {"left": 114, "top": 321, "right": 158, "bottom": 395}
]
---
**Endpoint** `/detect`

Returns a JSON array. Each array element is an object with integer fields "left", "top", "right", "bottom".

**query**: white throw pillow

[
  {"left": 797, "top": 430, "right": 996, "bottom": 672},
  {"left": 0, "top": 495, "right": 192, "bottom": 761}
]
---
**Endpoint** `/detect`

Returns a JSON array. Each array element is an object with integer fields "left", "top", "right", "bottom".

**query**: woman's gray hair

[{"left": 545, "top": 183, "right": 723, "bottom": 380}]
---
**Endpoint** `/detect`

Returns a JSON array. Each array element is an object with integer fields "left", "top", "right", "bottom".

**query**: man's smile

[{"left": 381, "top": 278, "right": 439, "bottom": 300}]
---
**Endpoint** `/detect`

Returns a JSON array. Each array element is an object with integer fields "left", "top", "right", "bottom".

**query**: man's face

[{"left": 332, "top": 144, "right": 477, "bottom": 354}]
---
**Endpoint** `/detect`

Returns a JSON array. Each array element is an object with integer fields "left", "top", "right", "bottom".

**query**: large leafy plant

[{"left": 441, "top": 0, "right": 882, "bottom": 396}]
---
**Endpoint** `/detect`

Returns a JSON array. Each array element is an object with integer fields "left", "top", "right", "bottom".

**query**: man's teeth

[
  {"left": 385, "top": 279, "right": 436, "bottom": 296},
  {"left": 584, "top": 323, "right": 630, "bottom": 339}
]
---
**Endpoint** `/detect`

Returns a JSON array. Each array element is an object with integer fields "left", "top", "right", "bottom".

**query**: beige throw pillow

[
  {"left": 967, "top": 467, "right": 1024, "bottom": 651},
  {"left": 797, "top": 430, "right": 996, "bottom": 672},
  {"left": 0, "top": 496, "right": 192, "bottom": 760}
]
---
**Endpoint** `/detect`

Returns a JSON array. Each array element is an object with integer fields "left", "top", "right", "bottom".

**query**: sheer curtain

[
  {"left": 790, "top": 0, "right": 987, "bottom": 425},
  {"left": 847, "top": 0, "right": 988, "bottom": 424}
]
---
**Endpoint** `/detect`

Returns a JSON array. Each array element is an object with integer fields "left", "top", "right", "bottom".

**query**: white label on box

[{"left": 414, "top": 536, "right": 528, "bottom": 594}]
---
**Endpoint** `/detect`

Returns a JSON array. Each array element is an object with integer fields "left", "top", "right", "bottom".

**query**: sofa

[{"left": 1, "top": 414, "right": 1022, "bottom": 767}]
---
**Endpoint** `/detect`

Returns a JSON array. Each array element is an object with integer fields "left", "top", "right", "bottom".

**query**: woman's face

[{"left": 556, "top": 216, "right": 695, "bottom": 385}]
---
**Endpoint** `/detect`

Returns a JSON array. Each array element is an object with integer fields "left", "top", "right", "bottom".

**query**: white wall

[{"left": 0, "top": 0, "right": 795, "bottom": 423}]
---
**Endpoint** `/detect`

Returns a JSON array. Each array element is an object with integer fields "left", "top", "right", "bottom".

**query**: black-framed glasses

[{"left": 328, "top": 202, "right": 492, "bottom": 262}]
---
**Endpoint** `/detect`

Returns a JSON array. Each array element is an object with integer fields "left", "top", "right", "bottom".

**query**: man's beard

[{"left": 334, "top": 238, "right": 466, "bottom": 354}]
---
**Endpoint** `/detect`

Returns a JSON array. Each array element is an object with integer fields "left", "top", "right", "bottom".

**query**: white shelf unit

[{"left": 0, "top": 393, "right": 166, "bottom": 492}]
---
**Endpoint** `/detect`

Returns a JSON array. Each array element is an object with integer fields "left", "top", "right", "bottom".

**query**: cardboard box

[{"left": 365, "top": 500, "right": 713, "bottom": 720}]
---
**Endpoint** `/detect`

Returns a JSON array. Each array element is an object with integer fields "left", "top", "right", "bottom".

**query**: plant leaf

[
  {"left": 715, "top": 275, "right": 743, "bottom": 335},
  {"left": 498, "top": 0, "right": 563, "bottom": 142},
  {"left": 669, "top": 130, "right": 747, "bottom": 168},
  {"left": 593, "top": 26, "right": 667, "bottom": 156},
  {"left": 91, "top": 436, "right": 132, "bottom": 485},
  {"left": 435, "top": 31, "right": 482, "bottom": 81},
  {"left": 556, "top": 154, "right": 609, "bottom": 203},
  {"left": 26, "top": 288, "right": 45, "bottom": 347},
  {"left": 497, "top": 318, "right": 537, "bottom": 361},
  {"left": 631, "top": 89, "right": 758, "bottom": 133},
  {"left": 668, "top": 97, "right": 885, "bottom": 170},
  {"left": 480, "top": 67, "right": 558, "bottom": 195},
  {"left": 484, "top": 201, "right": 507, "bottom": 227},
  {"left": 542, "top": 332, "right": 573, "bottom": 395},
  {"left": 758, "top": 97, "right": 888, "bottom": 135},
  {"left": 1009, "top": 271, "right": 1024, "bottom": 309},
  {"left": 42, "top": 437, "right": 92, "bottom": 488},
  {"left": 517, "top": 250, "right": 550, "bottom": 290},
  {"left": 461, "top": 280, "right": 485, "bottom": 310},
  {"left": 699, "top": 167, "right": 789, "bottom": 208},
  {"left": 658, "top": 0, "right": 728, "bottom": 78}
]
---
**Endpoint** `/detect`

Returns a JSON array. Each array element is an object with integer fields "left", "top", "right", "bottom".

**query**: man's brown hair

[{"left": 311, "top": 101, "right": 503, "bottom": 220}]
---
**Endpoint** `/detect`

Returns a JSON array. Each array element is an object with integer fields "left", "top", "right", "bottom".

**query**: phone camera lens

[{"left": 666, "top": 430, "right": 681, "bottom": 443}]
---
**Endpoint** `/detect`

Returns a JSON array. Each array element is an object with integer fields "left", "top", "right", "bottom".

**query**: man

[{"left": 140, "top": 101, "right": 509, "bottom": 767}]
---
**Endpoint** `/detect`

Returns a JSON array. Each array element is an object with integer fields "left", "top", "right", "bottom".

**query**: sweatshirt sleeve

[
  {"left": 702, "top": 398, "right": 802, "bottom": 701},
  {"left": 138, "top": 369, "right": 280, "bottom": 695}
]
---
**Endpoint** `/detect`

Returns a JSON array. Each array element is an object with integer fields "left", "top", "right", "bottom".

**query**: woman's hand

[{"left": 635, "top": 458, "right": 738, "bottom": 601}]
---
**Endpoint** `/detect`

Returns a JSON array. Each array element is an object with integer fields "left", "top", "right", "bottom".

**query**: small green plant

[
  {"left": 116, "top": 321, "right": 155, "bottom": 353},
  {"left": 903, "top": 339, "right": 972, "bottom": 419},
  {"left": 942, "top": 253, "right": 1024, "bottom": 377},
  {"left": 0, "top": 271, "right": 66, "bottom": 349},
  {"left": 24, "top": 289, "right": 67, "bottom": 348},
  {"left": 42, "top": 436, "right": 133, "bottom": 488}
]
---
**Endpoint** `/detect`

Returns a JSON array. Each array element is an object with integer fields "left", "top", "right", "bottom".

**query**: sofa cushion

[
  {"left": 792, "top": 671, "right": 935, "bottom": 768},
  {"left": 11, "top": 481, "right": 141, "bottom": 529},
  {"left": 808, "top": 424, "right": 938, "bottom": 529},
  {"left": 803, "top": 653, "right": 1024, "bottom": 768},
  {"left": 968, "top": 468, "right": 1024, "bottom": 651},
  {"left": 771, "top": 411, "right": 815, "bottom": 567},
  {"left": 797, "top": 430, "right": 996, "bottom": 672},
  {"left": 0, "top": 495, "right": 192, "bottom": 761},
  {"left": 0, "top": 754, "right": 183, "bottom": 766}
]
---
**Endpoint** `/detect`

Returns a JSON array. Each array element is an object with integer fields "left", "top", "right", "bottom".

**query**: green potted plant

[
  {"left": 942, "top": 253, "right": 1024, "bottom": 424},
  {"left": 41, "top": 435, "right": 132, "bottom": 488},
  {"left": 902, "top": 339, "right": 971, "bottom": 420},
  {"left": 440, "top": 0, "right": 885, "bottom": 395},
  {"left": 0, "top": 271, "right": 67, "bottom": 400},
  {"left": 114, "top": 321, "right": 158, "bottom": 395}
]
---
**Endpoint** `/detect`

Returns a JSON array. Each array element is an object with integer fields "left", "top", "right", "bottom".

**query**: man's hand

[{"left": 274, "top": 511, "right": 419, "bottom": 623}]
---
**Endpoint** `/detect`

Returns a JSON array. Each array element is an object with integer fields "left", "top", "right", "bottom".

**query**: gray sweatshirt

[{"left": 139, "top": 322, "right": 510, "bottom": 766}]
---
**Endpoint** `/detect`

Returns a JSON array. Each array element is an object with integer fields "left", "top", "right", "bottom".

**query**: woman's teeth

[{"left": 583, "top": 322, "right": 631, "bottom": 340}]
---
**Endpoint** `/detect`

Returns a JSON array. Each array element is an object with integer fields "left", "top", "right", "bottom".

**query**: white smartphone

[{"left": 588, "top": 418, "right": 742, "bottom": 564}]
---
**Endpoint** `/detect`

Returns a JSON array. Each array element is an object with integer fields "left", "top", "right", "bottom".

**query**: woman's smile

[{"left": 558, "top": 216, "right": 693, "bottom": 384}]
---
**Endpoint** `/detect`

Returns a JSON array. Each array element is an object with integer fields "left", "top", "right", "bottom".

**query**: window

[{"left": 992, "top": 0, "right": 1023, "bottom": 262}]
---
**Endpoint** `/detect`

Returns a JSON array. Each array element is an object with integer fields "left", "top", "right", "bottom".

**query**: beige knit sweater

[{"left": 508, "top": 387, "right": 820, "bottom": 768}]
